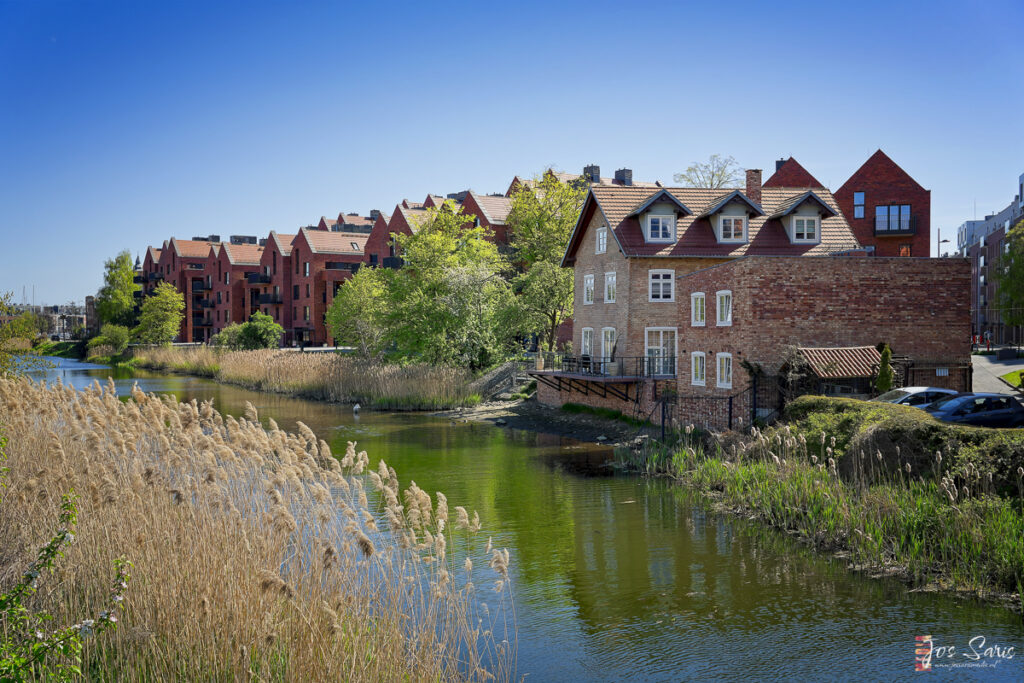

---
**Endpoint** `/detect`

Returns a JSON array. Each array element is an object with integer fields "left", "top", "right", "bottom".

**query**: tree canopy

[
  {"left": 133, "top": 282, "right": 184, "bottom": 345},
  {"left": 325, "top": 267, "right": 392, "bottom": 361},
  {"left": 673, "top": 154, "right": 743, "bottom": 189},
  {"left": 994, "top": 219, "right": 1024, "bottom": 328},
  {"left": 95, "top": 251, "right": 140, "bottom": 327}
]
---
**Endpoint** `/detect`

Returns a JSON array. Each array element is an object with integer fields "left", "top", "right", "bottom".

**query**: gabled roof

[
  {"left": 767, "top": 190, "right": 838, "bottom": 219},
  {"left": 221, "top": 242, "right": 263, "bottom": 265},
  {"left": 268, "top": 232, "right": 297, "bottom": 256},
  {"left": 170, "top": 237, "right": 216, "bottom": 259},
  {"left": 146, "top": 246, "right": 162, "bottom": 263},
  {"left": 562, "top": 185, "right": 859, "bottom": 265},
  {"left": 695, "top": 189, "right": 765, "bottom": 218},
  {"left": 299, "top": 227, "right": 368, "bottom": 255},
  {"left": 627, "top": 188, "right": 693, "bottom": 218},
  {"left": 838, "top": 149, "right": 927, "bottom": 194},
  {"left": 337, "top": 213, "right": 375, "bottom": 229},
  {"left": 467, "top": 191, "right": 513, "bottom": 225},
  {"left": 798, "top": 346, "right": 881, "bottom": 379},
  {"left": 763, "top": 157, "right": 824, "bottom": 188},
  {"left": 424, "top": 194, "right": 447, "bottom": 208},
  {"left": 396, "top": 204, "right": 431, "bottom": 232}
]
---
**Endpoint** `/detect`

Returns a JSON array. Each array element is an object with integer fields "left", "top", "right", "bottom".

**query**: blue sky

[{"left": 1, "top": 0, "right": 1022, "bottom": 304}]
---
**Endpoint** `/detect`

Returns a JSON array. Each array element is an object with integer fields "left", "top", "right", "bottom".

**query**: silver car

[{"left": 871, "top": 386, "right": 959, "bottom": 409}]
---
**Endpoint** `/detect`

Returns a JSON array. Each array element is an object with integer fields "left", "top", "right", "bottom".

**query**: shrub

[
  {"left": 211, "top": 315, "right": 283, "bottom": 351},
  {"left": 875, "top": 344, "right": 893, "bottom": 394},
  {"left": 87, "top": 324, "right": 130, "bottom": 354}
]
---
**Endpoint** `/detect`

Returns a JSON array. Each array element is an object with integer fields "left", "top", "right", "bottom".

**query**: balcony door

[
  {"left": 601, "top": 328, "right": 617, "bottom": 374},
  {"left": 645, "top": 328, "right": 677, "bottom": 376}
]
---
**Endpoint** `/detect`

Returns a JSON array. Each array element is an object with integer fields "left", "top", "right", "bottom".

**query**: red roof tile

[
  {"left": 468, "top": 191, "right": 513, "bottom": 224},
  {"left": 300, "top": 228, "right": 368, "bottom": 255},
  {"left": 798, "top": 346, "right": 881, "bottom": 379},
  {"left": 269, "top": 232, "right": 297, "bottom": 256},
  {"left": 222, "top": 243, "right": 263, "bottom": 265},
  {"left": 171, "top": 238, "right": 217, "bottom": 259}
]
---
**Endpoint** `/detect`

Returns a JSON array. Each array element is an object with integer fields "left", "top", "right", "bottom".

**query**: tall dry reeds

[
  {"left": 132, "top": 347, "right": 479, "bottom": 409},
  {"left": 0, "top": 377, "right": 513, "bottom": 680}
]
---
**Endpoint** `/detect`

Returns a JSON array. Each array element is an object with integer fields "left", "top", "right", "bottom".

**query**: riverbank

[
  {"left": 0, "top": 377, "right": 513, "bottom": 680},
  {"left": 618, "top": 397, "right": 1024, "bottom": 614}
]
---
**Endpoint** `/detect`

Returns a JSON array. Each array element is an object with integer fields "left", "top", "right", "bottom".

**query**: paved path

[{"left": 971, "top": 349, "right": 1024, "bottom": 394}]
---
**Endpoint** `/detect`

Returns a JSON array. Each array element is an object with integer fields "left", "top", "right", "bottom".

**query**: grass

[
  {"left": 561, "top": 402, "right": 650, "bottom": 428},
  {"left": 0, "top": 377, "right": 514, "bottom": 680},
  {"left": 130, "top": 346, "right": 482, "bottom": 410},
  {"left": 32, "top": 340, "right": 84, "bottom": 359},
  {"left": 1000, "top": 370, "right": 1022, "bottom": 388}
]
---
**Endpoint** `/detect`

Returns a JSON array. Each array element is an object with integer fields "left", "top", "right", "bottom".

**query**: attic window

[
  {"left": 647, "top": 215, "right": 675, "bottom": 242},
  {"left": 350, "top": 242, "right": 359, "bottom": 251},
  {"left": 718, "top": 216, "right": 746, "bottom": 243},
  {"left": 792, "top": 216, "right": 819, "bottom": 243}
]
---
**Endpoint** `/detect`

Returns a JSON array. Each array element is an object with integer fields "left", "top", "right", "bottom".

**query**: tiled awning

[{"left": 797, "top": 346, "right": 881, "bottom": 379}]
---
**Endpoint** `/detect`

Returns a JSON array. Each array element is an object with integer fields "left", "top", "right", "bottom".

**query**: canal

[{"left": 26, "top": 358, "right": 1024, "bottom": 681}]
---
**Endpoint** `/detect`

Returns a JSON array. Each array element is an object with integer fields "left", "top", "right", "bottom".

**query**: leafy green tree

[
  {"left": 87, "top": 324, "right": 130, "bottom": 354},
  {"left": 235, "top": 312, "right": 283, "bottom": 349},
  {"left": 326, "top": 267, "right": 393, "bottom": 360},
  {"left": 133, "top": 282, "right": 184, "bottom": 345},
  {"left": 994, "top": 218, "right": 1024, "bottom": 328},
  {"left": 875, "top": 344, "right": 894, "bottom": 394},
  {"left": 390, "top": 202, "right": 515, "bottom": 370},
  {"left": 510, "top": 260, "right": 574, "bottom": 352},
  {"left": 673, "top": 153, "right": 743, "bottom": 188},
  {"left": 210, "top": 323, "right": 244, "bottom": 349},
  {"left": 506, "top": 172, "right": 588, "bottom": 266},
  {"left": 95, "top": 251, "right": 140, "bottom": 327},
  {"left": 0, "top": 293, "right": 44, "bottom": 377}
]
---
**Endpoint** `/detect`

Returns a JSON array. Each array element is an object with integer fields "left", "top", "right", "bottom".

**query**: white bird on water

[{"left": 353, "top": 403, "right": 360, "bottom": 414}]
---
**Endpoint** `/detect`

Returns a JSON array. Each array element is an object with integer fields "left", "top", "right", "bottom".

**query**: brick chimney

[
  {"left": 614, "top": 168, "right": 633, "bottom": 186},
  {"left": 745, "top": 169, "right": 762, "bottom": 203},
  {"left": 583, "top": 164, "right": 601, "bottom": 183}
]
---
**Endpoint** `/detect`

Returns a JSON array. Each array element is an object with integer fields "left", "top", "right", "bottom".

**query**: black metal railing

[
  {"left": 133, "top": 275, "right": 145, "bottom": 284},
  {"left": 259, "top": 293, "right": 283, "bottom": 305},
  {"left": 198, "top": 299, "right": 214, "bottom": 308},
  {"left": 147, "top": 272, "right": 163, "bottom": 282},
  {"left": 382, "top": 256, "right": 404, "bottom": 269},
  {"left": 192, "top": 317, "right": 212, "bottom": 327},
  {"left": 531, "top": 353, "right": 677, "bottom": 378},
  {"left": 191, "top": 282, "right": 208, "bottom": 292},
  {"left": 247, "top": 273, "right": 272, "bottom": 284},
  {"left": 874, "top": 214, "right": 918, "bottom": 236},
  {"left": 325, "top": 262, "right": 360, "bottom": 272}
]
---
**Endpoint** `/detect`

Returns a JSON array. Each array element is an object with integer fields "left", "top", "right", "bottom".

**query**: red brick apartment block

[
  {"left": 140, "top": 246, "right": 163, "bottom": 297},
  {"left": 246, "top": 232, "right": 295, "bottom": 343},
  {"left": 152, "top": 237, "right": 221, "bottom": 342},
  {"left": 835, "top": 150, "right": 931, "bottom": 258},
  {"left": 533, "top": 172, "right": 966, "bottom": 425},
  {"left": 364, "top": 211, "right": 393, "bottom": 266},
  {"left": 461, "top": 191, "right": 514, "bottom": 245},
  {"left": 291, "top": 228, "right": 369, "bottom": 345},
  {"left": 210, "top": 242, "right": 264, "bottom": 335}
]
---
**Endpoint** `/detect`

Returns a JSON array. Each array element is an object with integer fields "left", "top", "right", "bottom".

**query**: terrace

[{"left": 527, "top": 353, "right": 676, "bottom": 401}]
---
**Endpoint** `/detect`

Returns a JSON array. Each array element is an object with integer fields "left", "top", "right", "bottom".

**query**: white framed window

[
  {"left": 604, "top": 272, "right": 616, "bottom": 303},
  {"left": 648, "top": 270, "right": 674, "bottom": 302},
  {"left": 596, "top": 227, "right": 607, "bottom": 254},
  {"left": 601, "top": 327, "right": 617, "bottom": 361},
  {"left": 719, "top": 215, "right": 746, "bottom": 243},
  {"left": 792, "top": 216, "right": 819, "bottom": 242},
  {"left": 647, "top": 215, "right": 676, "bottom": 242},
  {"left": 691, "top": 352, "right": 706, "bottom": 386},
  {"left": 716, "top": 290, "right": 732, "bottom": 326},
  {"left": 691, "top": 292, "right": 705, "bottom": 327},
  {"left": 979, "top": 254, "right": 985, "bottom": 268},
  {"left": 581, "top": 327, "right": 594, "bottom": 357},
  {"left": 304, "top": 262, "right": 311, "bottom": 277},
  {"left": 716, "top": 352, "right": 733, "bottom": 389},
  {"left": 583, "top": 274, "right": 595, "bottom": 304},
  {"left": 645, "top": 328, "right": 677, "bottom": 376}
]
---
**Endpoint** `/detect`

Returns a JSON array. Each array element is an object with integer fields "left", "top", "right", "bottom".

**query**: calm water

[{"left": 25, "top": 358, "right": 1024, "bottom": 681}]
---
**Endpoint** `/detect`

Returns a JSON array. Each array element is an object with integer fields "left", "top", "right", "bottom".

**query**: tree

[
  {"left": 133, "top": 282, "right": 184, "bottom": 345},
  {"left": 87, "top": 324, "right": 130, "bottom": 354},
  {"left": 673, "top": 154, "right": 743, "bottom": 189},
  {"left": 390, "top": 202, "right": 515, "bottom": 369},
  {"left": 235, "top": 312, "right": 284, "bottom": 349},
  {"left": 506, "top": 172, "right": 588, "bottom": 266},
  {"left": 994, "top": 218, "right": 1024, "bottom": 329},
  {"left": 95, "top": 251, "right": 140, "bottom": 327},
  {"left": 510, "top": 261, "right": 574, "bottom": 352},
  {"left": 875, "top": 344, "right": 894, "bottom": 394},
  {"left": 0, "top": 293, "right": 44, "bottom": 377},
  {"left": 210, "top": 323, "right": 244, "bottom": 350},
  {"left": 325, "top": 268, "right": 393, "bottom": 361}
]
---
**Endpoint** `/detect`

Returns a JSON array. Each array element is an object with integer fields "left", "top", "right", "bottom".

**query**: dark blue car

[{"left": 924, "top": 392, "right": 1024, "bottom": 428}]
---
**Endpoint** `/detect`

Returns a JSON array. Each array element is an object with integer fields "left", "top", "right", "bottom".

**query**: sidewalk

[{"left": 971, "top": 348, "right": 1024, "bottom": 394}]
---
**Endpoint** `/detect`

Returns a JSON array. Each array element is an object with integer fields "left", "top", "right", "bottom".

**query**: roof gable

[
  {"left": 838, "top": 149, "right": 926, "bottom": 194},
  {"left": 627, "top": 189, "right": 693, "bottom": 218},
  {"left": 696, "top": 190, "right": 765, "bottom": 218},
  {"left": 768, "top": 190, "right": 838, "bottom": 219},
  {"left": 763, "top": 157, "right": 824, "bottom": 188}
]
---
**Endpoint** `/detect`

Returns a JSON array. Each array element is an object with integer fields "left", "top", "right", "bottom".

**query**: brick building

[
  {"left": 150, "top": 237, "right": 221, "bottom": 342},
  {"left": 532, "top": 171, "right": 969, "bottom": 428},
  {"left": 834, "top": 150, "right": 931, "bottom": 258},
  {"left": 291, "top": 228, "right": 368, "bottom": 345},
  {"left": 210, "top": 241, "right": 264, "bottom": 335},
  {"left": 245, "top": 232, "right": 295, "bottom": 343}
]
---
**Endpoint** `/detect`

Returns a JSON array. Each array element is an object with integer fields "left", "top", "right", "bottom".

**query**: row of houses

[{"left": 528, "top": 157, "right": 970, "bottom": 429}]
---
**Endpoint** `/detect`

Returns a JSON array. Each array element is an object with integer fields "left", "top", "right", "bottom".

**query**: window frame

[
  {"left": 716, "top": 290, "right": 733, "bottom": 326},
  {"left": 600, "top": 327, "right": 617, "bottom": 362},
  {"left": 581, "top": 327, "right": 594, "bottom": 357},
  {"left": 595, "top": 227, "right": 607, "bottom": 254},
  {"left": 853, "top": 191, "right": 865, "bottom": 219},
  {"left": 691, "top": 351, "right": 706, "bottom": 387},
  {"left": 646, "top": 214, "right": 676, "bottom": 243},
  {"left": 691, "top": 292, "right": 706, "bottom": 327},
  {"left": 716, "top": 352, "right": 733, "bottom": 389},
  {"left": 648, "top": 269, "right": 675, "bottom": 302},
  {"left": 604, "top": 271, "right": 616, "bottom": 303},
  {"left": 645, "top": 327, "right": 678, "bottom": 377},
  {"left": 792, "top": 215, "right": 820, "bottom": 243},
  {"left": 583, "top": 274, "right": 595, "bottom": 305},
  {"left": 718, "top": 215, "right": 747, "bottom": 243}
]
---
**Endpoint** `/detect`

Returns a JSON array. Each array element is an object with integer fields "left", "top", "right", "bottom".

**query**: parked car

[
  {"left": 924, "top": 393, "right": 1024, "bottom": 428},
  {"left": 871, "top": 386, "right": 958, "bottom": 409},
  {"left": 50, "top": 334, "right": 60, "bottom": 341}
]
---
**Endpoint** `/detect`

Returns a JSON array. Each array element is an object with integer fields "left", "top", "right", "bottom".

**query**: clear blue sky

[{"left": 2, "top": 0, "right": 1022, "bottom": 305}]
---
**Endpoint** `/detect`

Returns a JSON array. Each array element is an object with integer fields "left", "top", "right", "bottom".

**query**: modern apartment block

[{"left": 291, "top": 228, "right": 368, "bottom": 345}]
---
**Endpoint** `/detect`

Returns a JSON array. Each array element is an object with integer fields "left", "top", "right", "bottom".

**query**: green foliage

[
  {"left": 326, "top": 268, "right": 393, "bottom": 360},
  {"left": 87, "top": 324, "right": 130, "bottom": 354},
  {"left": 210, "top": 323, "right": 243, "bottom": 350},
  {"left": 561, "top": 402, "right": 649, "bottom": 427},
  {"left": 673, "top": 153, "right": 743, "bottom": 189},
  {"left": 1000, "top": 370, "right": 1023, "bottom": 388},
  {"left": 0, "top": 486, "right": 130, "bottom": 681},
  {"left": 95, "top": 251, "right": 140, "bottom": 327},
  {"left": 211, "top": 314, "right": 284, "bottom": 350},
  {"left": 133, "top": 282, "right": 184, "bottom": 345},
  {"left": 0, "top": 293, "right": 49, "bottom": 377},
  {"left": 875, "top": 344, "right": 894, "bottom": 394},
  {"left": 506, "top": 172, "right": 588, "bottom": 266},
  {"left": 509, "top": 260, "right": 574, "bottom": 352},
  {"left": 994, "top": 218, "right": 1024, "bottom": 327}
]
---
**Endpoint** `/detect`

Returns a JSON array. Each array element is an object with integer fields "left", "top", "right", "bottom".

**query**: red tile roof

[
  {"left": 798, "top": 346, "right": 881, "bottom": 379},
  {"left": 269, "top": 232, "right": 297, "bottom": 256},
  {"left": 563, "top": 185, "right": 859, "bottom": 264},
  {"left": 147, "top": 246, "right": 162, "bottom": 263},
  {"left": 171, "top": 238, "right": 217, "bottom": 258},
  {"left": 763, "top": 157, "right": 824, "bottom": 188},
  {"left": 300, "top": 228, "right": 368, "bottom": 255},
  {"left": 468, "top": 191, "right": 513, "bottom": 225},
  {"left": 222, "top": 243, "right": 263, "bottom": 265},
  {"left": 338, "top": 213, "right": 375, "bottom": 229}
]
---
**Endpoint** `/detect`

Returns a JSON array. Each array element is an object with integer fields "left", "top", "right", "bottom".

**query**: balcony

[
  {"left": 133, "top": 275, "right": 145, "bottom": 284},
  {"left": 192, "top": 317, "right": 212, "bottom": 327},
  {"left": 133, "top": 290, "right": 144, "bottom": 299},
  {"left": 191, "top": 282, "right": 208, "bottom": 292},
  {"left": 382, "top": 256, "right": 404, "bottom": 269},
  {"left": 874, "top": 214, "right": 918, "bottom": 236},
  {"left": 326, "top": 262, "right": 360, "bottom": 273},
  {"left": 530, "top": 354, "right": 677, "bottom": 380},
  {"left": 259, "top": 293, "right": 283, "bottom": 305},
  {"left": 198, "top": 299, "right": 214, "bottom": 309},
  {"left": 147, "top": 272, "right": 163, "bottom": 282},
  {"left": 186, "top": 263, "right": 205, "bottom": 270},
  {"left": 247, "top": 273, "right": 272, "bottom": 285}
]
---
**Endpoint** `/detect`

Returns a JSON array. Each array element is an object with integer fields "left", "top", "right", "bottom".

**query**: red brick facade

[
  {"left": 835, "top": 150, "right": 931, "bottom": 258},
  {"left": 210, "top": 243, "right": 263, "bottom": 336}
]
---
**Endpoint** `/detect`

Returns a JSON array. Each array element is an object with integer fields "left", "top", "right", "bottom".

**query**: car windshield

[
  {"left": 875, "top": 390, "right": 910, "bottom": 402},
  {"left": 929, "top": 394, "right": 967, "bottom": 410}
]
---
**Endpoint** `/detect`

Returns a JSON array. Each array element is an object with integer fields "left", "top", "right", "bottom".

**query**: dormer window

[
  {"left": 718, "top": 216, "right": 746, "bottom": 243},
  {"left": 647, "top": 215, "right": 675, "bottom": 242},
  {"left": 792, "top": 216, "right": 819, "bottom": 243}
]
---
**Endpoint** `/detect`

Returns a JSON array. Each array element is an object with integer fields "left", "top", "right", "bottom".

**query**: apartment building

[
  {"left": 290, "top": 228, "right": 368, "bottom": 345},
  {"left": 210, "top": 241, "right": 264, "bottom": 335}
]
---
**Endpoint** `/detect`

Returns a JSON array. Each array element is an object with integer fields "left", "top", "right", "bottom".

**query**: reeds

[
  {"left": 131, "top": 347, "right": 480, "bottom": 409},
  {"left": 0, "top": 377, "right": 513, "bottom": 680}
]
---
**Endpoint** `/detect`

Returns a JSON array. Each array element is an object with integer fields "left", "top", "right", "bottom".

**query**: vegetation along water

[{"left": 6, "top": 358, "right": 1021, "bottom": 681}]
